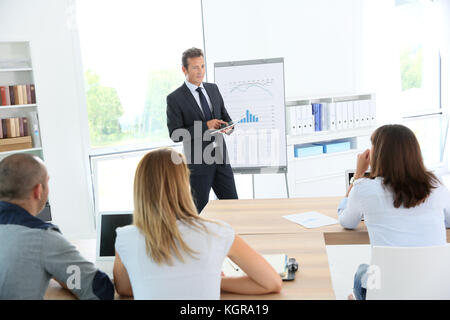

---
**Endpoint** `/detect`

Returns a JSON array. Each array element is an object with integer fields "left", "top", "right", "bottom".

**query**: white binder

[
  {"left": 297, "top": 105, "right": 304, "bottom": 134},
  {"left": 303, "top": 104, "right": 314, "bottom": 133},
  {"left": 347, "top": 101, "right": 355, "bottom": 129},
  {"left": 353, "top": 100, "right": 361, "bottom": 128},
  {"left": 342, "top": 101, "right": 349, "bottom": 129},
  {"left": 328, "top": 102, "right": 337, "bottom": 131},
  {"left": 369, "top": 99, "right": 376, "bottom": 126},
  {"left": 289, "top": 106, "right": 298, "bottom": 135},
  {"left": 321, "top": 103, "right": 329, "bottom": 131},
  {"left": 336, "top": 102, "right": 344, "bottom": 130},
  {"left": 360, "top": 100, "right": 369, "bottom": 127}
]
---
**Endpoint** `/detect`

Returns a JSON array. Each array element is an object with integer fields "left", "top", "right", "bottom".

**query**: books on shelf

[
  {"left": 0, "top": 117, "right": 30, "bottom": 139},
  {"left": 287, "top": 97, "right": 376, "bottom": 136},
  {"left": 0, "top": 84, "right": 36, "bottom": 106}
]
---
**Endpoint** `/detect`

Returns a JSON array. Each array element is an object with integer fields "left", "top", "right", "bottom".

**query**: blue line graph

[{"left": 230, "top": 83, "right": 273, "bottom": 97}]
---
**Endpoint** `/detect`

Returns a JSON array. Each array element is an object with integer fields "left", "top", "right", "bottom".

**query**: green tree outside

[
  {"left": 142, "top": 69, "right": 184, "bottom": 142},
  {"left": 400, "top": 45, "right": 423, "bottom": 91},
  {"left": 85, "top": 68, "right": 184, "bottom": 148},
  {"left": 85, "top": 70, "right": 124, "bottom": 147}
]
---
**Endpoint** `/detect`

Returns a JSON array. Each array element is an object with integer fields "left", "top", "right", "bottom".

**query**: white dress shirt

[
  {"left": 184, "top": 79, "right": 213, "bottom": 117},
  {"left": 337, "top": 177, "right": 450, "bottom": 247}
]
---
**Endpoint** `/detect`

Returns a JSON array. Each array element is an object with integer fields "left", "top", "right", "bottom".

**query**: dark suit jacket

[{"left": 166, "top": 82, "right": 233, "bottom": 175}]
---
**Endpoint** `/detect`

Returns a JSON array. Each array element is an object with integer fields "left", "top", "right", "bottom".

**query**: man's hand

[
  {"left": 207, "top": 119, "right": 228, "bottom": 130},
  {"left": 220, "top": 125, "right": 235, "bottom": 134}
]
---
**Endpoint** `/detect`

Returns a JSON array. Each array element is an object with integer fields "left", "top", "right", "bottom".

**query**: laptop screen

[
  {"left": 346, "top": 170, "right": 371, "bottom": 189},
  {"left": 99, "top": 213, "right": 133, "bottom": 257}
]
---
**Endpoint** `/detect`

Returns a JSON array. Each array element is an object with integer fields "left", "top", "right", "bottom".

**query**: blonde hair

[{"left": 133, "top": 147, "right": 213, "bottom": 265}]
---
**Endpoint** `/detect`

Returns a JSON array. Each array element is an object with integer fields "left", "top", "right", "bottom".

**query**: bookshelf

[
  {"left": 0, "top": 41, "right": 50, "bottom": 221},
  {"left": 285, "top": 93, "right": 377, "bottom": 197},
  {"left": 0, "top": 41, "right": 43, "bottom": 159}
]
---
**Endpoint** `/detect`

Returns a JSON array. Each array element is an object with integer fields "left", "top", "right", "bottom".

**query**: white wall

[
  {"left": 202, "top": 0, "right": 363, "bottom": 99},
  {"left": 202, "top": 0, "right": 365, "bottom": 198},
  {"left": 0, "top": 0, "right": 94, "bottom": 239}
]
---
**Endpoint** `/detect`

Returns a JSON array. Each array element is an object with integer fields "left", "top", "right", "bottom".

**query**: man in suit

[{"left": 166, "top": 47, "right": 238, "bottom": 213}]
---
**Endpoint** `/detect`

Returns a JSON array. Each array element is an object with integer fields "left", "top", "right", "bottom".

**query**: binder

[
  {"left": 347, "top": 101, "right": 355, "bottom": 129},
  {"left": 328, "top": 102, "right": 337, "bottom": 131},
  {"left": 303, "top": 105, "right": 314, "bottom": 133},
  {"left": 295, "top": 106, "right": 303, "bottom": 135},
  {"left": 336, "top": 102, "right": 344, "bottom": 130},
  {"left": 289, "top": 107, "right": 298, "bottom": 135},
  {"left": 360, "top": 100, "right": 370, "bottom": 127},
  {"left": 353, "top": 100, "right": 361, "bottom": 128},
  {"left": 321, "top": 103, "right": 329, "bottom": 131},
  {"left": 341, "top": 101, "right": 348, "bottom": 129},
  {"left": 312, "top": 104, "right": 319, "bottom": 131},
  {"left": 369, "top": 98, "right": 376, "bottom": 126}
]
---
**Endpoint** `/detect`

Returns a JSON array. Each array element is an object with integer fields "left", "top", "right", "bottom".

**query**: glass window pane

[
  {"left": 93, "top": 146, "right": 183, "bottom": 213},
  {"left": 76, "top": 0, "right": 203, "bottom": 149},
  {"left": 395, "top": 0, "right": 440, "bottom": 113},
  {"left": 402, "top": 116, "right": 447, "bottom": 167}
]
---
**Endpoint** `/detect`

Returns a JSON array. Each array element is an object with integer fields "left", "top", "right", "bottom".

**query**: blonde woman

[{"left": 113, "top": 148, "right": 282, "bottom": 299}]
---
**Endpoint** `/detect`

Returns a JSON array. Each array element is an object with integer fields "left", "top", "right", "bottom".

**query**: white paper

[{"left": 283, "top": 211, "right": 338, "bottom": 228}]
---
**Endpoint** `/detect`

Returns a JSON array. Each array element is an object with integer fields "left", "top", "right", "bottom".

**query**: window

[
  {"left": 76, "top": 0, "right": 204, "bottom": 150},
  {"left": 76, "top": 0, "right": 204, "bottom": 213},
  {"left": 395, "top": 0, "right": 446, "bottom": 169},
  {"left": 396, "top": 0, "right": 441, "bottom": 113}
]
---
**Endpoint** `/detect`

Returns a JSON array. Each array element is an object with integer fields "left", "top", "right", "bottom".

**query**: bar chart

[
  {"left": 214, "top": 60, "right": 287, "bottom": 170},
  {"left": 239, "top": 109, "right": 259, "bottom": 123}
]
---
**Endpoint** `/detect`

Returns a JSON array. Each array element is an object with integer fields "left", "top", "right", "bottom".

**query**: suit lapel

[
  {"left": 182, "top": 83, "right": 205, "bottom": 121},
  {"left": 203, "top": 83, "right": 220, "bottom": 119}
]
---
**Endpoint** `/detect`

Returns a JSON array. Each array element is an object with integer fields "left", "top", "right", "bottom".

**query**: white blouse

[
  {"left": 338, "top": 177, "right": 450, "bottom": 247},
  {"left": 115, "top": 219, "right": 235, "bottom": 300}
]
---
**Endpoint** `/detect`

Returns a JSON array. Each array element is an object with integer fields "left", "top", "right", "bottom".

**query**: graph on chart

[
  {"left": 238, "top": 110, "right": 259, "bottom": 123},
  {"left": 222, "top": 79, "right": 275, "bottom": 103},
  {"left": 214, "top": 60, "right": 286, "bottom": 171}
]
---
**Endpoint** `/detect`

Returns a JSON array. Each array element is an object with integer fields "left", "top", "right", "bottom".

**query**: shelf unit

[
  {"left": 0, "top": 41, "right": 43, "bottom": 159},
  {"left": 0, "top": 41, "right": 50, "bottom": 221},
  {"left": 285, "top": 93, "right": 376, "bottom": 197}
]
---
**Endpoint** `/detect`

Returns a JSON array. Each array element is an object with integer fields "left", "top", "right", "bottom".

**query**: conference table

[
  {"left": 44, "top": 196, "right": 362, "bottom": 300},
  {"left": 47, "top": 196, "right": 450, "bottom": 300}
]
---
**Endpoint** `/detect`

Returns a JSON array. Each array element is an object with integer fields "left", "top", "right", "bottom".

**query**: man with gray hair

[{"left": 0, "top": 153, "right": 114, "bottom": 300}]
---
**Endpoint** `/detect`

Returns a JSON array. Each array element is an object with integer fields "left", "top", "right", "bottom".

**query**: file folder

[
  {"left": 336, "top": 102, "right": 344, "bottom": 130},
  {"left": 342, "top": 101, "right": 348, "bottom": 129},
  {"left": 303, "top": 105, "right": 314, "bottom": 133},
  {"left": 289, "top": 106, "right": 298, "bottom": 135},
  {"left": 353, "top": 100, "right": 361, "bottom": 128},
  {"left": 369, "top": 98, "right": 376, "bottom": 126},
  {"left": 328, "top": 102, "right": 337, "bottom": 131},
  {"left": 347, "top": 101, "right": 355, "bottom": 129}
]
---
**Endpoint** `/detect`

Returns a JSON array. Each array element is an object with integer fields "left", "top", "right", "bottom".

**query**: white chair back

[{"left": 366, "top": 245, "right": 450, "bottom": 300}]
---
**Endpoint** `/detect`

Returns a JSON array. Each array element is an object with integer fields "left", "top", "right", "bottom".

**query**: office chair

[{"left": 366, "top": 244, "right": 450, "bottom": 300}]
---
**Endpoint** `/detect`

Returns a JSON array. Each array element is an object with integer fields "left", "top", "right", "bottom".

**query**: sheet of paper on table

[{"left": 283, "top": 211, "right": 338, "bottom": 228}]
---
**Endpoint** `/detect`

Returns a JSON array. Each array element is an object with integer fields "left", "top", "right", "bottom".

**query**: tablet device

[{"left": 210, "top": 121, "right": 236, "bottom": 134}]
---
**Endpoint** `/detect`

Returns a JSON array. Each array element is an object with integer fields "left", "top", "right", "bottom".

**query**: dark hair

[
  {"left": 182, "top": 47, "right": 204, "bottom": 69},
  {"left": 0, "top": 153, "right": 47, "bottom": 200},
  {"left": 370, "top": 124, "right": 438, "bottom": 208}
]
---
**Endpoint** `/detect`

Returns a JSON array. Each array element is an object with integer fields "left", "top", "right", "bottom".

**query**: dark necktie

[{"left": 196, "top": 87, "right": 213, "bottom": 121}]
